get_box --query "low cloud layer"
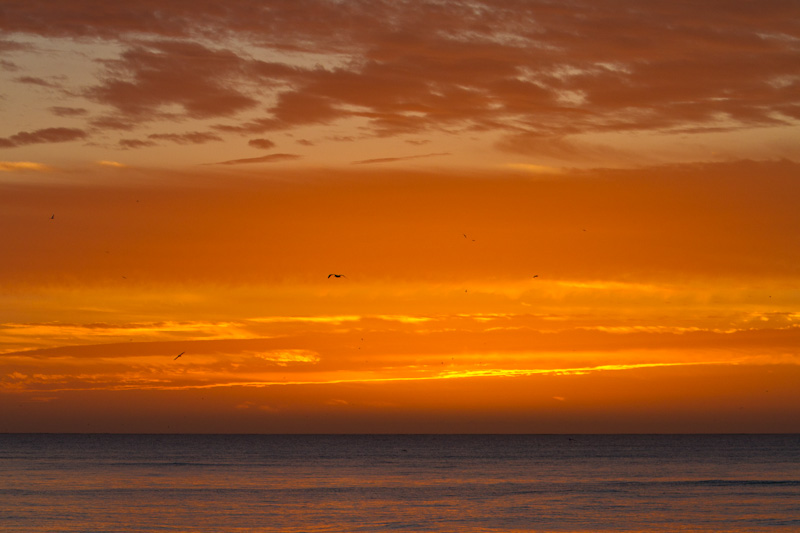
[0,127,87,148]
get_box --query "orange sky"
[1,1,799,433]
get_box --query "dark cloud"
[14,76,62,88]
[248,138,276,150]
[120,134,223,149]
[1,59,20,71]
[213,153,301,165]
[119,139,157,149]
[50,106,89,117]
[85,40,260,120]
[266,91,343,129]
[0,127,87,148]
[212,118,279,135]
[148,132,223,144]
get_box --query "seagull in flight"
[173,351,185,360]
[328,274,347,279]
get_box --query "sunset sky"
[1,1,799,433]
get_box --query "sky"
[1,0,799,433]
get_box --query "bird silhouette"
[328,274,347,279]
[173,351,185,360]
[50,214,54,219]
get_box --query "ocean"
[1,434,798,532]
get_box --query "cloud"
[495,134,638,163]
[0,128,87,148]
[212,118,278,135]
[352,152,451,165]
[0,321,248,354]
[0,39,31,52]
[96,160,126,167]
[0,59,19,71]
[0,161,50,172]
[252,349,320,365]
[248,138,276,150]
[119,131,227,149]
[248,316,361,325]
[148,132,223,144]
[49,106,89,117]
[268,91,343,128]
[85,40,260,120]
[213,153,301,165]
[14,76,62,89]
[0,2,798,166]
[4,2,795,151]
[374,315,434,324]
[119,139,157,149]
[90,116,137,131]
[504,163,565,174]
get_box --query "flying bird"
[328,274,347,279]
[50,214,54,219]
[533,275,538,278]
[173,351,185,360]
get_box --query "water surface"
[1,434,798,532]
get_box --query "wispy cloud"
[13,76,62,88]
[0,320,250,353]
[352,152,451,165]
[0,352,748,393]
[505,163,565,174]
[250,349,320,365]
[212,153,301,165]
[80,359,751,391]
[247,316,361,325]
[0,161,50,172]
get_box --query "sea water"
[0,434,798,532]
